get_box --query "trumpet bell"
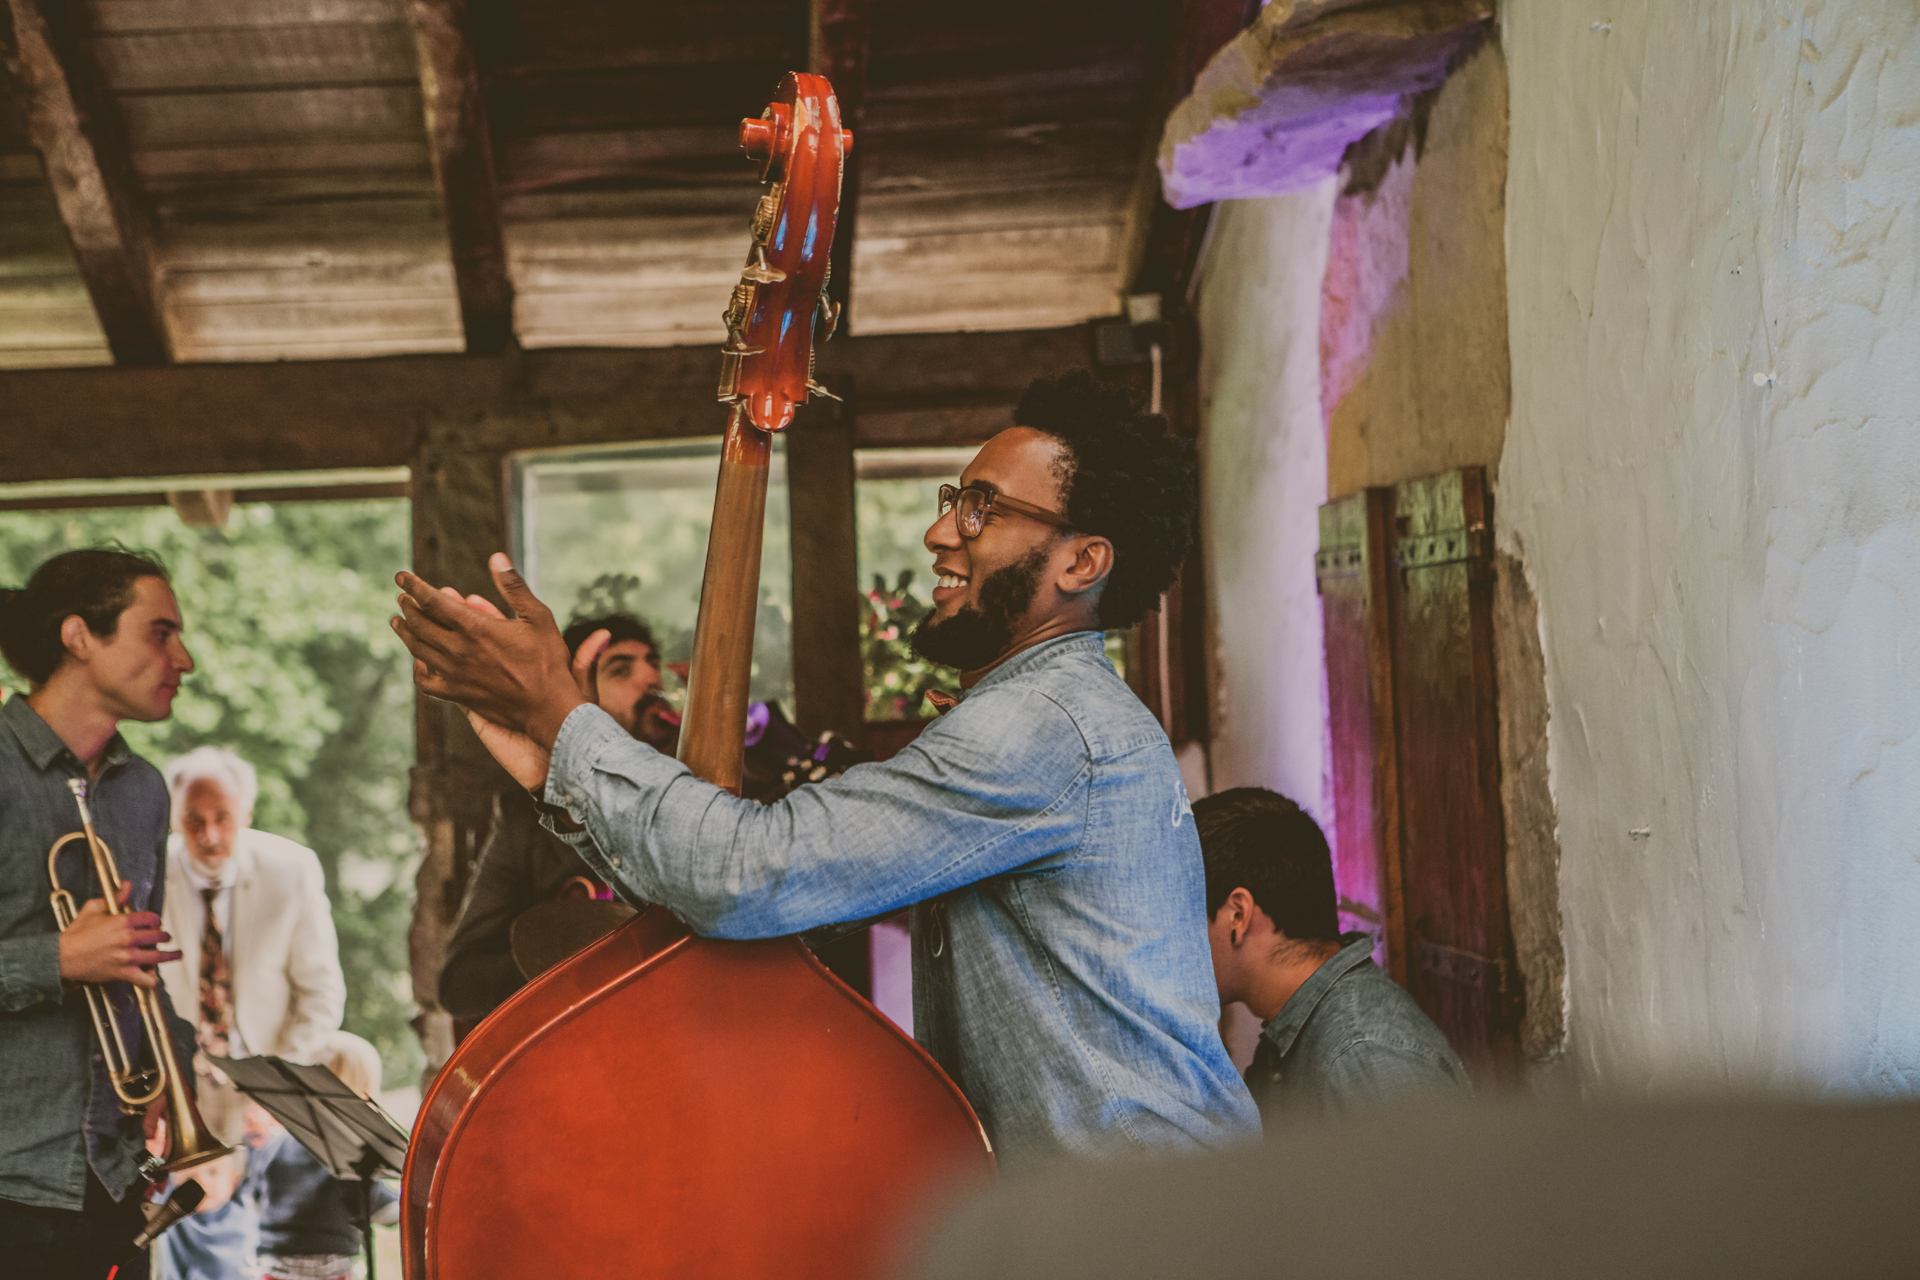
[161,1125,233,1174]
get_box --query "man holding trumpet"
[0,548,205,1280]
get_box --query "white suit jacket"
[158,827,346,1064]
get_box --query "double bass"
[400,74,997,1277]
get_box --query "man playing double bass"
[394,370,1260,1167]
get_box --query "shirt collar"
[174,830,245,891]
[180,850,238,892]
[0,692,132,774]
[1259,931,1379,1058]
[958,631,1107,703]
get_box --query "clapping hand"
[392,554,610,791]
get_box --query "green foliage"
[0,501,421,1087]
[567,572,648,624]
[862,570,947,721]
[856,475,946,722]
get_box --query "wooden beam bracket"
[408,0,515,354]
[3,0,169,365]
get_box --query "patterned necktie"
[197,887,232,1058]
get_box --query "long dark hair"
[0,547,171,687]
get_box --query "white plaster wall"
[1194,184,1338,825]
[1500,3,1920,1092]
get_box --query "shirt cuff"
[0,934,65,1013]
[543,701,632,817]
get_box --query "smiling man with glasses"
[393,369,1260,1168]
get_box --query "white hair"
[164,746,259,821]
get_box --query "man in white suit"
[158,747,345,1142]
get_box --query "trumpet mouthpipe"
[65,776,92,819]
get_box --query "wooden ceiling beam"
[2,0,169,365]
[809,0,871,333]
[1118,0,1259,307]
[407,0,514,353]
[0,324,1116,485]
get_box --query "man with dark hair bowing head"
[393,370,1259,1166]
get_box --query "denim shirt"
[1247,932,1472,1118]
[543,631,1259,1167]
[0,694,197,1210]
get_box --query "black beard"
[910,545,1049,671]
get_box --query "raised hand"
[392,555,614,791]
[58,881,182,988]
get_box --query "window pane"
[513,438,792,712]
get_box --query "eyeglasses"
[937,484,1075,539]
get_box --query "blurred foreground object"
[911,1098,1920,1279]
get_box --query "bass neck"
[676,403,773,793]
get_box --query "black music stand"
[209,1055,410,1280]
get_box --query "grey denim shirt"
[0,694,197,1210]
[543,631,1260,1168]
[1247,931,1472,1118]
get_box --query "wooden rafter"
[809,0,871,332]
[2,0,168,365]
[408,0,514,354]
[0,324,1119,485]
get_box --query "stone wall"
[1500,1,1920,1092]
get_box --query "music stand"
[210,1055,410,1280]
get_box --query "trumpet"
[48,778,231,1177]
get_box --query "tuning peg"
[806,379,843,403]
[740,117,774,160]
[724,282,755,333]
[741,246,786,285]
[750,186,784,244]
[816,297,841,342]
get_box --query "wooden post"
[406,442,516,1078]
[786,381,865,743]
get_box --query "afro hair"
[1013,369,1198,630]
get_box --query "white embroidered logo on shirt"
[1172,783,1193,826]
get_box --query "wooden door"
[1314,488,1406,981]
[1389,466,1520,1080]
[1320,467,1522,1082]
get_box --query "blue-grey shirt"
[0,694,198,1210]
[542,631,1259,1167]
[152,1194,257,1280]
[1247,932,1472,1117]
[244,1125,398,1259]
